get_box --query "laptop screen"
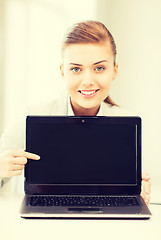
[25,116,141,191]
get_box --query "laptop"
[20,116,152,219]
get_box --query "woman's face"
[60,42,118,115]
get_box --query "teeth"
[80,90,96,95]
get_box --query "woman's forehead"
[63,43,114,64]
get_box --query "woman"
[0,20,151,204]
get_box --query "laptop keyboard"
[29,195,140,207]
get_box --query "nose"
[82,70,94,86]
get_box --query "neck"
[70,98,100,116]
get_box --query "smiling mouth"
[78,89,99,97]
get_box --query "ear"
[60,64,64,77]
[112,63,118,81]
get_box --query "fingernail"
[35,155,40,160]
[145,200,149,205]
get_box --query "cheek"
[65,76,78,92]
[98,74,113,89]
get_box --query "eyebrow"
[93,60,109,65]
[69,60,108,66]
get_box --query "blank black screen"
[27,121,137,185]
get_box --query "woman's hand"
[141,173,151,205]
[0,149,40,178]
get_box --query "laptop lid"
[25,116,141,196]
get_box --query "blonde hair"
[62,20,118,107]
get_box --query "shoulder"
[101,102,137,116]
[27,92,68,115]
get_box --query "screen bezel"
[25,116,141,195]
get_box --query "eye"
[71,67,81,73]
[95,66,105,72]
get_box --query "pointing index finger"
[24,151,40,160]
[11,150,40,160]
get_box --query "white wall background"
[0,0,161,198]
